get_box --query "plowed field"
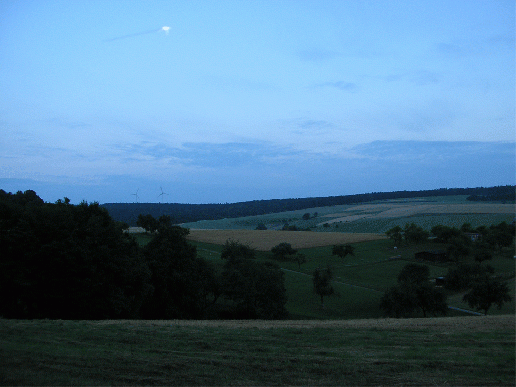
[318,202,515,225]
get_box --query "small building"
[415,250,448,262]
[463,232,482,242]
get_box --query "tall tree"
[447,236,471,262]
[385,226,403,246]
[463,278,512,315]
[271,242,297,261]
[313,266,335,307]
[221,239,256,261]
[404,223,429,244]
[380,263,447,318]
[140,223,217,319]
[0,192,151,319]
[332,244,355,259]
[136,214,159,233]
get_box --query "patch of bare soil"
[185,229,385,251]
[95,315,514,331]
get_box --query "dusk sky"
[1,0,514,204]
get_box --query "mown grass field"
[1,316,514,386]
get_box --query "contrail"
[104,26,170,42]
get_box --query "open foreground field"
[1,315,514,386]
[186,229,385,251]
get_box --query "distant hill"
[101,185,515,226]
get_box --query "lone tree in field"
[221,239,256,262]
[293,253,307,269]
[271,242,297,261]
[385,226,403,246]
[380,263,447,318]
[403,223,429,244]
[313,266,335,308]
[137,213,159,233]
[332,244,355,259]
[462,277,512,315]
[447,236,471,262]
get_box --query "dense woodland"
[0,190,287,320]
[102,185,515,226]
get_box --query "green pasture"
[186,236,515,319]
[1,318,514,386]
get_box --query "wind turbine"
[131,189,140,203]
[157,186,168,203]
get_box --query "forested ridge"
[102,185,515,226]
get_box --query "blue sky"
[1,0,514,204]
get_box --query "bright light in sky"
[0,0,514,204]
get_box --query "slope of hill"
[102,185,515,226]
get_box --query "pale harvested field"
[93,315,514,332]
[319,202,515,225]
[186,229,386,251]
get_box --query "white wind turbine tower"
[157,187,168,203]
[132,189,140,203]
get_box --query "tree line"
[102,185,515,226]
[380,221,514,316]
[0,190,287,320]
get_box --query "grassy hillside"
[1,317,514,386]
[188,235,515,320]
[181,195,515,233]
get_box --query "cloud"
[296,49,339,62]
[437,34,515,59]
[351,140,515,163]
[297,119,333,130]
[2,140,514,204]
[379,70,440,86]
[317,81,358,92]
[111,141,304,169]
[383,99,457,134]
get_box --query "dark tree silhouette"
[271,242,297,261]
[385,226,403,246]
[313,266,335,307]
[463,278,512,315]
[380,263,447,318]
[221,239,256,261]
[332,244,355,259]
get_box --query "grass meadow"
[1,317,514,386]
[191,237,515,320]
